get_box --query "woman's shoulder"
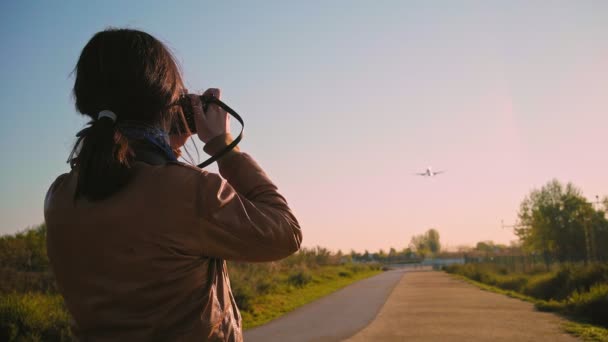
[137,160,223,189]
[44,172,72,213]
[165,160,207,173]
[154,160,216,180]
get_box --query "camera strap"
[197,97,244,169]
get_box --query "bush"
[524,264,608,301]
[231,284,254,311]
[565,283,608,326]
[0,225,49,272]
[523,272,561,300]
[446,262,608,328]
[346,264,365,274]
[0,293,72,342]
[255,279,276,295]
[0,268,57,294]
[338,271,351,278]
[287,268,313,288]
[493,274,528,292]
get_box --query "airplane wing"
[433,170,446,175]
[414,173,427,176]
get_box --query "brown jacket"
[44,134,303,341]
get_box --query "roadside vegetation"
[445,263,608,341]
[0,224,383,341]
[445,179,608,341]
[444,263,607,325]
[232,262,382,328]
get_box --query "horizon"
[1,1,607,252]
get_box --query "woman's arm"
[185,88,302,261]
[193,133,302,262]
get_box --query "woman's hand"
[188,88,230,144]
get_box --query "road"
[243,268,405,342]
[244,269,578,341]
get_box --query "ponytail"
[68,114,133,201]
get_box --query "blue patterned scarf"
[117,122,178,162]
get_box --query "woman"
[44,28,302,341]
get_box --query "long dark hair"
[68,28,188,201]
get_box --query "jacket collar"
[132,143,173,166]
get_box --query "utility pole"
[588,195,601,263]
[583,216,593,264]
[501,220,534,271]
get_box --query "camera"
[172,93,215,134]
[169,93,245,168]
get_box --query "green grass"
[563,322,608,342]
[241,265,383,329]
[445,264,608,342]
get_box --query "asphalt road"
[244,269,579,342]
[243,268,406,342]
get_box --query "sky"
[1,1,607,252]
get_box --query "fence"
[464,254,561,272]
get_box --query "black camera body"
[174,94,214,134]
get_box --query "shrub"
[523,272,560,300]
[446,262,608,328]
[255,278,276,295]
[231,284,254,311]
[523,264,608,301]
[565,283,608,326]
[0,293,72,342]
[493,274,528,292]
[346,264,365,274]
[0,224,49,272]
[287,269,313,288]
[0,268,57,294]
[338,271,351,278]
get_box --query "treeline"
[514,179,608,264]
[347,228,447,263]
[0,225,55,294]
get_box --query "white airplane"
[415,167,445,177]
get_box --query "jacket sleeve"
[192,133,303,262]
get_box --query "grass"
[241,264,383,329]
[564,322,608,342]
[445,264,608,342]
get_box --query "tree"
[426,229,441,254]
[475,241,495,253]
[409,228,442,258]
[388,248,397,262]
[516,179,608,263]
[401,247,414,259]
[410,234,429,257]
